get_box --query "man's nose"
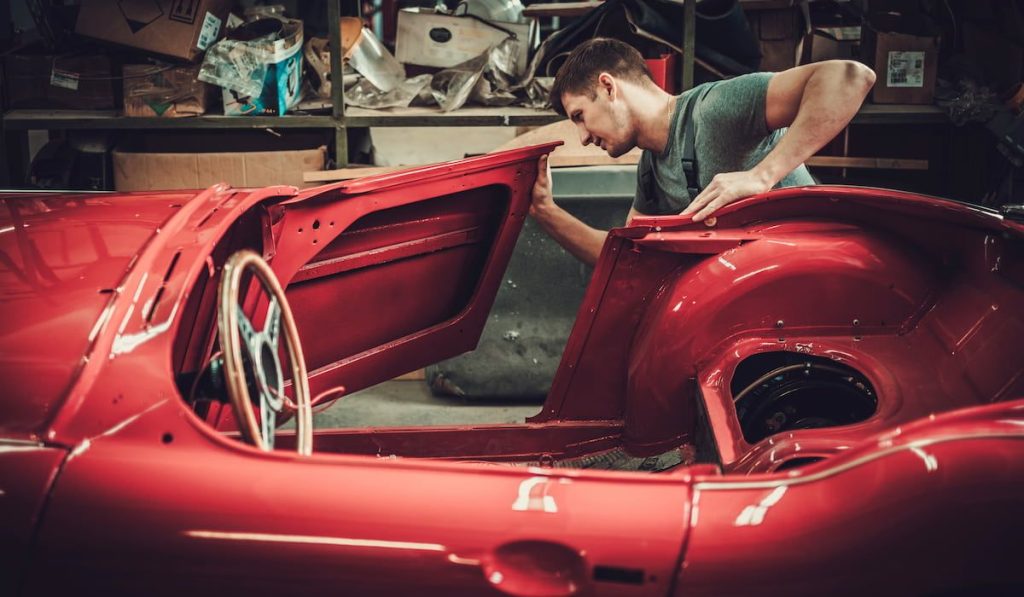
[578,125,592,146]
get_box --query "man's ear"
[597,72,617,99]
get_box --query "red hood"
[0,191,195,439]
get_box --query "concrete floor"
[299,380,542,429]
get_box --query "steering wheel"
[217,250,313,455]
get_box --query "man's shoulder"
[694,73,776,139]
[704,72,774,101]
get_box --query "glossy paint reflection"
[184,530,447,552]
[0,193,186,436]
[733,486,787,526]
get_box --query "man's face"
[561,80,635,158]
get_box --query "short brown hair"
[548,38,655,116]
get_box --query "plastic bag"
[344,35,546,112]
[936,78,1000,126]
[431,37,524,112]
[198,16,302,99]
[199,37,272,97]
[346,74,432,109]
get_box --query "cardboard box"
[370,126,517,166]
[3,51,117,110]
[123,64,210,117]
[862,13,940,104]
[746,7,802,72]
[112,146,327,191]
[76,0,232,62]
[221,19,304,116]
[396,9,531,75]
[800,26,861,64]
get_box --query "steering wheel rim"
[217,249,313,455]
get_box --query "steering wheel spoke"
[237,310,259,354]
[264,296,282,351]
[259,396,277,450]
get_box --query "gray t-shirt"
[633,72,815,215]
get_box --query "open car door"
[271,142,560,405]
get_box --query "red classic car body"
[2,142,1023,596]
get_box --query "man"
[530,38,876,266]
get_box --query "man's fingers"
[684,189,719,217]
[681,195,706,215]
[693,197,726,222]
[540,155,554,187]
[534,155,551,194]
[682,188,709,214]
[683,178,722,214]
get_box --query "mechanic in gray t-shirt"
[635,74,815,216]
[530,38,875,267]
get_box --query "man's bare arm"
[529,154,607,267]
[683,60,876,222]
[529,155,643,267]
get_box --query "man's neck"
[633,86,678,154]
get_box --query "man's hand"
[530,154,555,218]
[681,169,773,222]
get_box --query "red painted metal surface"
[0,443,66,596]
[678,403,1024,595]
[0,191,190,438]
[2,156,1024,595]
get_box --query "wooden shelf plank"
[3,103,947,131]
[852,104,946,124]
[2,110,340,130]
[342,106,562,127]
[522,1,604,18]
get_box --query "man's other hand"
[530,154,555,218]
[681,169,773,222]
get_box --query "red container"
[645,52,679,93]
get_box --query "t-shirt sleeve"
[698,72,774,142]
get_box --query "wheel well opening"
[731,352,877,444]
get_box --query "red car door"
[272,143,563,407]
[27,414,693,595]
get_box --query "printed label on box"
[50,68,80,91]
[197,12,222,51]
[170,0,200,25]
[887,51,925,88]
